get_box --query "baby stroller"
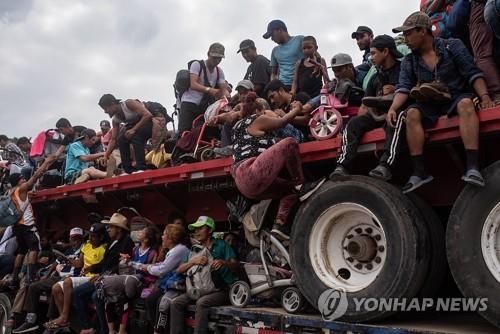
[228,200,307,314]
[309,79,364,140]
[172,98,230,164]
[30,129,65,189]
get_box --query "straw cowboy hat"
[101,212,130,231]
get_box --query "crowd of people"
[1,2,500,332]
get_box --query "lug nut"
[355,264,363,270]
[347,234,354,239]
[347,257,354,263]
[375,257,382,263]
[355,228,363,234]
[365,228,373,234]
[378,246,385,252]
[374,235,381,241]
[366,263,373,270]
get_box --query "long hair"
[241,92,262,118]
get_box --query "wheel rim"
[311,110,340,138]
[230,282,250,307]
[481,201,500,284]
[309,203,387,292]
[282,289,301,312]
[0,302,7,334]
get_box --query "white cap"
[69,227,84,238]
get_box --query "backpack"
[174,60,220,101]
[185,244,218,299]
[0,195,22,227]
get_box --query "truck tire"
[0,293,12,334]
[406,193,447,298]
[447,161,500,329]
[290,176,430,322]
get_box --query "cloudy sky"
[0,0,418,138]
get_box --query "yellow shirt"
[81,241,107,277]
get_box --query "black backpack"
[174,60,220,99]
[143,101,173,123]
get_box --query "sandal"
[402,175,434,194]
[369,164,392,181]
[44,321,69,330]
[462,168,485,187]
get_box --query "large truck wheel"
[447,161,500,329]
[0,293,12,334]
[290,176,430,322]
[406,193,447,298]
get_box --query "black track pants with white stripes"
[337,112,406,169]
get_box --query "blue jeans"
[485,0,500,39]
[72,281,106,332]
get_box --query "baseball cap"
[236,80,255,91]
[331,53,353,67]
[98,94,120,108]
[263,20,287,39]
[237,39,256,53]
[100,120,111,128]
[9,173,24,187]
[393,11,431,33]
[208,43,225,58]
[70,227,84,238]
[371,35,404,59]
[89,223,106,235]
[351,26,374,39]
[188,216,216,231]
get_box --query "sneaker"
[329,165,349,179]
[271,223,290,241]
[362,93,395,110]
[74,174,90,184]
[419,81,451,102]
[13,322,39,333]
[298,177,326,202]
[132,170,145,174]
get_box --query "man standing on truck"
[98,94,153,175]
[177,43,231,135]
[8,154,57,288]
[331,35,405,179]
[264,20,304,90]
[388,12,496,192]
[238,39,271,97]
[169,216,239,334]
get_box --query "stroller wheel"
[281,287,305,314]
[199,148,216,161]
[229,281,251,308]
[309,108,343,140]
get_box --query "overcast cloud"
[0,0,418,138]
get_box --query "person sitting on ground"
[64,128,106,184]
[263,20,304,90]
[8,155,57,288]
[177,43,231,135]
[169,216,239,334]
[331,35,406,179]
[389,11,495,192]
[98,94,154,175]
[291,36,329,99]
[45,224,106,331]
[230,92,325,240]
[238,39,272,98]
[72,213,134,334]
[102,225,159,334]
[143,224,189,334]
[12,228,84,334]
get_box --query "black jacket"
[89,234,134,275]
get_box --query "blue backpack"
[0,195,22,227]
[447,0,471,39]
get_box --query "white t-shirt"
[181,60,226,105]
